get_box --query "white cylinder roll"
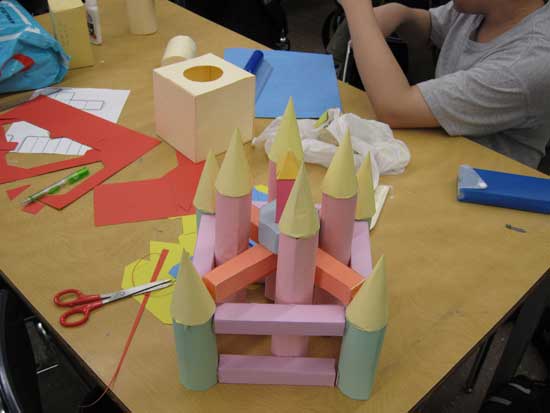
[126,0,157,35]
[161,35,197,66]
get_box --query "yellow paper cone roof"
[345,256,388,332]
[215,129,253,197]
[355,153,376,221]
[276,150,300,180]
[171,251,216,326]
[193,150,219,213]
[268,97,304,163]
[279,163,320,238]
[321,130,358,199]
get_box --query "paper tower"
[153,53,254,162]
[171,104,387,398]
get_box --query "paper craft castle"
[170,98,388,400]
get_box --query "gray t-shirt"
[417,2,550,168]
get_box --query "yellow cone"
[215,129,253,197]
[321,130,358,199]
[355,153,376,221]
[345,256,388,332]
[268,97,304,163]
[170,251,216,326]
[279,163,320,238]
[193,150,219,213]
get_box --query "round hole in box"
[183,65,223,82]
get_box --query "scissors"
[54,279,173,327]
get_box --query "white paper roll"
[126,0,157,35]
[161,35,197,66]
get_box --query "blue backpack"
[0,0,69,93]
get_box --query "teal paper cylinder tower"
[337,256,388,400]
[171,251,218,391]
[173,318,218,390]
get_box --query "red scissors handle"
[54,289,102,307]
[59,301,104,327]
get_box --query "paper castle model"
[170,97,388,400]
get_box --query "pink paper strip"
[218,354,336,386]
[319,193,357,264]
[214,303,345,336]
[350,221,373,278]
[215,192,251,303]
[268,160,276,201]
[275,179,293,223]
[192,213,216,276]
[272,233,318,356]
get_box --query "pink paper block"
[192,214,216,276]
[264,272,275,301]
[350,220,373,278]
[214,192,251,265]
[214,303,345,336]
[268,161,277,201]
[275,179,294,223]
[218,354,336,386]
[319,193,357,264]
[273,233,318,356]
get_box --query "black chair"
[0,289,42,412]
[538,143,550,175]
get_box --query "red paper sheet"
[6,184,30,200]
[0,97,160,210]
[93,152,204,226]
[22,202,45,215]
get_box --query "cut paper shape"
[6,88,131,156]
[122,215,197,324]
[218,354,336,386]
[356,153,376,221]
[214,193,251,266]
[214,303,345,336]
[153,53,254,162]
[6,184,30,200]
[204,244,277,303]
[276,151,300,180]
[321,130,358,199]
[371,184,390,231]
[259,201,280,254]
[252,187,268,202]
[215,130,253,198]
[250,204,260,242]
[22,202,45,215]
[93,152,204,226]
[319,192,357,264]
[193,150,219,214]
[346,256,388,332]
[0,97,160,211]
[278,164,319,239]
[171,252,216,326]
[224,48,342,118]
[268,97,304,163]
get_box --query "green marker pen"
[21,167,90,206]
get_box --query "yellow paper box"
[153,53,255,162]
[48,0,94,69]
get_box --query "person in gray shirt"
[338,0,550,169]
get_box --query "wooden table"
[1,1,549,411]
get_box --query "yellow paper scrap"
[279,164,320,239]
[346,256,388,332]
[355,153,376,221]
[268,97,304,163]
[121,255,175,324]
[255,184,268,194]
[276,150,300,180]
[215,129,253,197]
[314,110,329,128]
[170,252,216,326]
[321,130,358,199]
[193,150,219,214]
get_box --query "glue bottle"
[85,0,102,45]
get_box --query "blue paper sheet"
[224,48,342,119]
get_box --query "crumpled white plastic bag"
[253,109,411,188]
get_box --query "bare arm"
[341,0,439,128]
